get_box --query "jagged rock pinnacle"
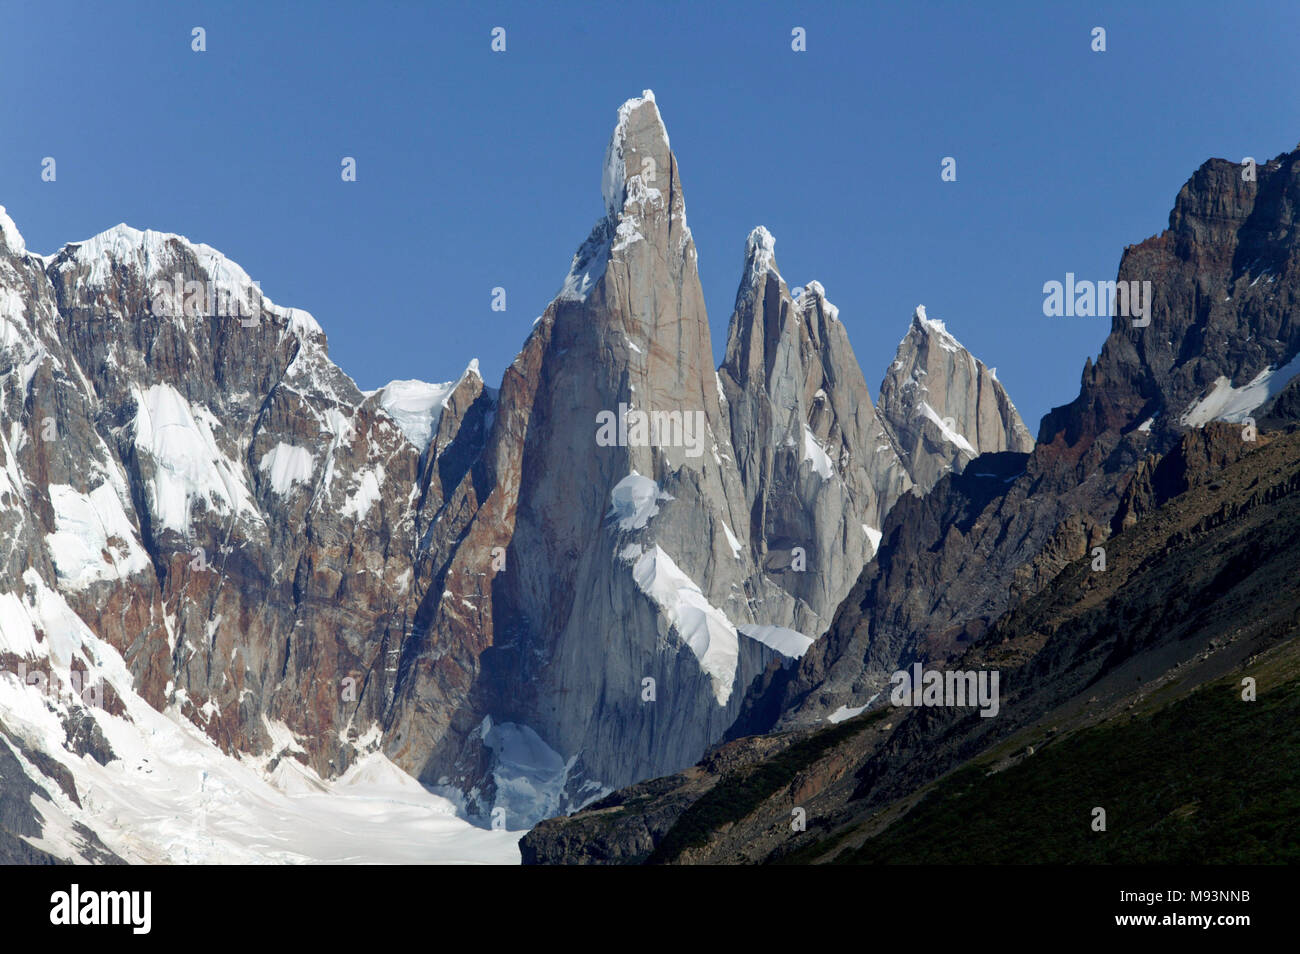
[602,90,672,220]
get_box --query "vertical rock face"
[719,228,910,633]
[876,307,1034,493]
[716,233,1025,638]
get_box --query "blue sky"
[4,0,1299,428]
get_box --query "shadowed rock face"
[1040,151,1300,458]
[0,93,1036,833]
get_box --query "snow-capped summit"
[561,90,691,303]
[58,222,251,290]
[799,280,839,321]
[745,225,777,272]
[734,226,781,311]
[907,304,963,353]
[602,89,669,219]
[52,222,323,336]
[0,199,524,862]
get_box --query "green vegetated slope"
[836,668,1300,864]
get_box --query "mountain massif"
[0,91,1037,860]
[3,93,1296,865]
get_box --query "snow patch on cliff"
[738,624,813,659]
[375,378,457,451]
[803,426,835,479]
[0,205,26,255]
[631,545,738,705]
[1180,352,1300,426]
[558,220,612,303]
[132,383,259,533]
[342,466,384,521]
[721,520,743,559]
[483,719,574,831]
[45,483,151,590]
[609,471,672,530]
[258,443,316,495]
[919,401,976,455]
